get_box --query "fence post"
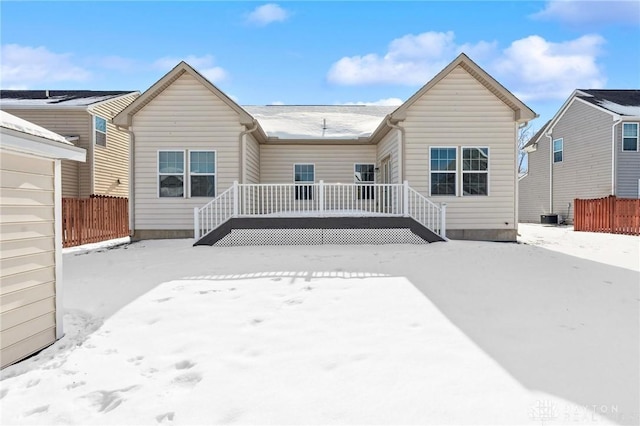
[233,181,239,217]
[194,207,200,239]
[319,180,325,216]
[440,202,447,239]
[403,180,409,216]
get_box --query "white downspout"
[385,118,405,182]
[239,120,259,184]
[116,125,135,235]
[546,131,553,213]
[54,159,64,340]
[611,117,622,195]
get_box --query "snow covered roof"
[0,110,71,144]
[0,90,137,107]
[577,90,640,117]
[243,105,397,139]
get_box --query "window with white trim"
[430,147,457,196]
[190,151,216,197]
[158,151,185,197]
[553,138,563,163]
[623,123,639,151]
[354,163,375,199]
[462,147,489,196]
[294,164,314,200]
[94,116,107,147]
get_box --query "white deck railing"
[194,181,446,241]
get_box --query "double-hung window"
[553,138,563,163]
[430,147,457,196]
[462,147,489,196]
[294,164,314,200]
[623,123,639,151]
[158,150,216,198]
[354,163,375,199]
[94,116,107,147]
[158,151,185,197]
[190,151,216,197]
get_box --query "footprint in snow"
[156,412,175,423]
[82,385,139,413]
[284,298,303,306]
[155,297,172,303]
[128,356,144,366]
[66,381,86,390]
[175,360,195,370]
[26,379,40,388]
[24,405,49,416]
[172,372,202,386]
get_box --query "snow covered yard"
[1,227,638,425]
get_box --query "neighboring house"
[0,111,86,368]
[113,53,536,243]
[0,90,139,198]
[519,90,640,223]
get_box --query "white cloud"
[1,44,91,88]
[246,4,289,26]
[270,101,285,105]
[532,0,640,25]
[153,54,227,83]
[494,34,606,101]
[327,31,495,85]
[338,98,404,106]
[327,31,607,102]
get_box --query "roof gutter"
[385,118,405,181]
[239,120,259,183]
[116,125,136,235]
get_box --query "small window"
[430,147,457,196]
[190,151,216,197]
[94,116,107,147]
[355,163,375,199]
[158,151,184,197]
[462,147,489,196]
[553,138,563,163]
[294,164,314,200]
[623,123,639,151]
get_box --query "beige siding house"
[114,54,536,242]
[520,90,640,223]
[1,91,139,198]
[0,111,85,369]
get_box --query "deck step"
[194,217,444,246]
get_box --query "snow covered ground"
[1,227,638,425]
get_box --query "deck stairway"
[193,181,447,246]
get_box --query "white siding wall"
[0,151,57,368]
[132,73,243,230]
[403,66,518,230]
[376,129,399,183]
[260,144,377,183]
[0,109,90,197]
[551,100,612,222]
[92,93,139,197]
[245,133,260,184]
[615,122,640,198]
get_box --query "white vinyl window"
[553,138,563,163]
[430,147,457,196]
[94,116,107,147]
[158,151,185,197]
[623,123,639,151]
[294,164,314,200]
[462,147,489,196]
[354,163,375,199]
[190,151,216,197]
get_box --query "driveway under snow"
[1,225,638,425]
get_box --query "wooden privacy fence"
[574,196,640,235]
[62,195,129,247]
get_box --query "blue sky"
[1,1,639,129]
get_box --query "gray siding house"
[519,90,640,223]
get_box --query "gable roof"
[0,90,138,108]
[113,61,255,127]
[523,120,551,151]
[576,89,640,117]
[389,53,537,123]
[244,105,396,139]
